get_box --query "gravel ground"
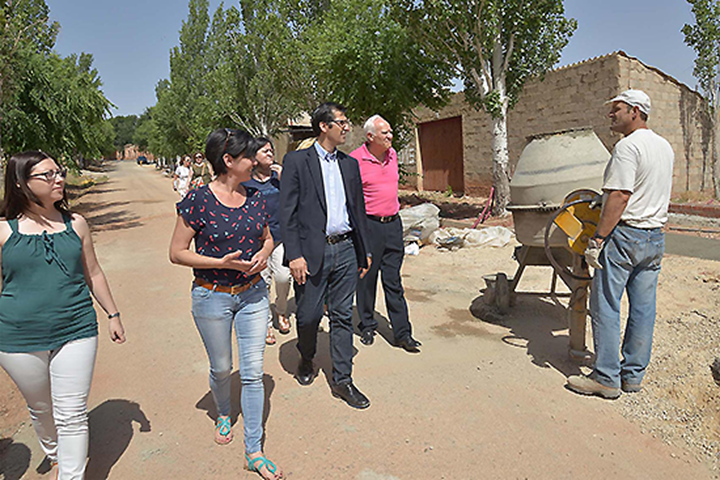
[611,258,720,475]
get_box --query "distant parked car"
[136,156,150,165]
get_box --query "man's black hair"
[311,102,347,137]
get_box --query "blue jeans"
[590,224,664,388]
[191,279,269,454]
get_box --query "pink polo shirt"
[350,143,400,217]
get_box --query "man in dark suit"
[280,102,372,409]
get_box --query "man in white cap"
[566,89,674,399]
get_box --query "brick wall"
[410,52,711,197]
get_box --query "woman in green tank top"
[0,151,126,480]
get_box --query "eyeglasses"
[223,128,234,154]
[328,119,351,129]
[28,168,67,182]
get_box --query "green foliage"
[396,0,575,213]
[108,115,139,151]
[683,0,720,109]
[144,0,453,155]
[132,110,153,151]
[0,1,113,165]
[396,0,576,116]
[300,0,453,146]
[205,1,304,136]
[683,0,720,198]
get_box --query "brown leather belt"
[326,232,352,244]
[368,213,399,224]
[194,275,260,295]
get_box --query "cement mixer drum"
[507,128,610,247]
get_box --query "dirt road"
[0,161,715,479]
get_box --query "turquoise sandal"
[214,416,233,445]
[246,453,280,479]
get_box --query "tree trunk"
[491,112,511,216]
[714,106,720,200]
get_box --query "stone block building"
[408,51,712,198]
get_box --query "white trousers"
[0,336,98,480]
[260,242,292,326]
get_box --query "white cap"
[605,89,651,116]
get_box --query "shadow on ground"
[73,182,143,232]
[277,332,359,388]
[467,293,583,377]
[0,438,31,480]
[0,400,149,480]
[86,399,151,480]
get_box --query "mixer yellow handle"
[552,190,602,255]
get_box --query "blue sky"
[48,0,698,117]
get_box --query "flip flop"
[277,314,291,334]
[266,328,277,345]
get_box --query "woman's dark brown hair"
[1,150,70,219]
[205,128,253,176]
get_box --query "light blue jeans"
[191,279,268,454]
[590,224,665,388]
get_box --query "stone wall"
[122,144,155,161]
[411,52,711,197]
[615,54,713,193]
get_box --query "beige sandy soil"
[1,161,718,479]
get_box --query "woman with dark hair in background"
[0,151,126,479]
[243,138,292,345]
[169,129,283,480]
[190,151,213,191]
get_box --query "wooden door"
[418,116,464,193]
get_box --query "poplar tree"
[683,0,720,198]
[397,0,576,214]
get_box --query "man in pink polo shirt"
[350,115,421,353]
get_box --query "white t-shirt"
[602,129,674,229]
[175,165,192,188]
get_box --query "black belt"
[368,213,399,224]
[326,232,352,244]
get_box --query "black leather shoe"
[295,358,316,386]
[331,382,370,409]
[396,336,422,353]
[360,330,375,346]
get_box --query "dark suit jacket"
[280,146,370,277]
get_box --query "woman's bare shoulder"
[0,218,12,245]
[70,213,90,235]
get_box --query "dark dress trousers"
[356,215,412,341]
[280,146,370,385]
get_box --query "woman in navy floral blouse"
[169,128,283,480]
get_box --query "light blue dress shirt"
[314,142,352,236]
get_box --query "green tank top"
[0,213,97,353]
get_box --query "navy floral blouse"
[176,185,269,286]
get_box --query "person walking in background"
[169,129,283,480]
[280,102,372,409]
[242,138,292,346]
[567,90,674,399]
[0,151,126,480]
[190,151,213,191]
[351,115,421,353]
[173,155,192,197]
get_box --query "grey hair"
[363,114,386,135]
